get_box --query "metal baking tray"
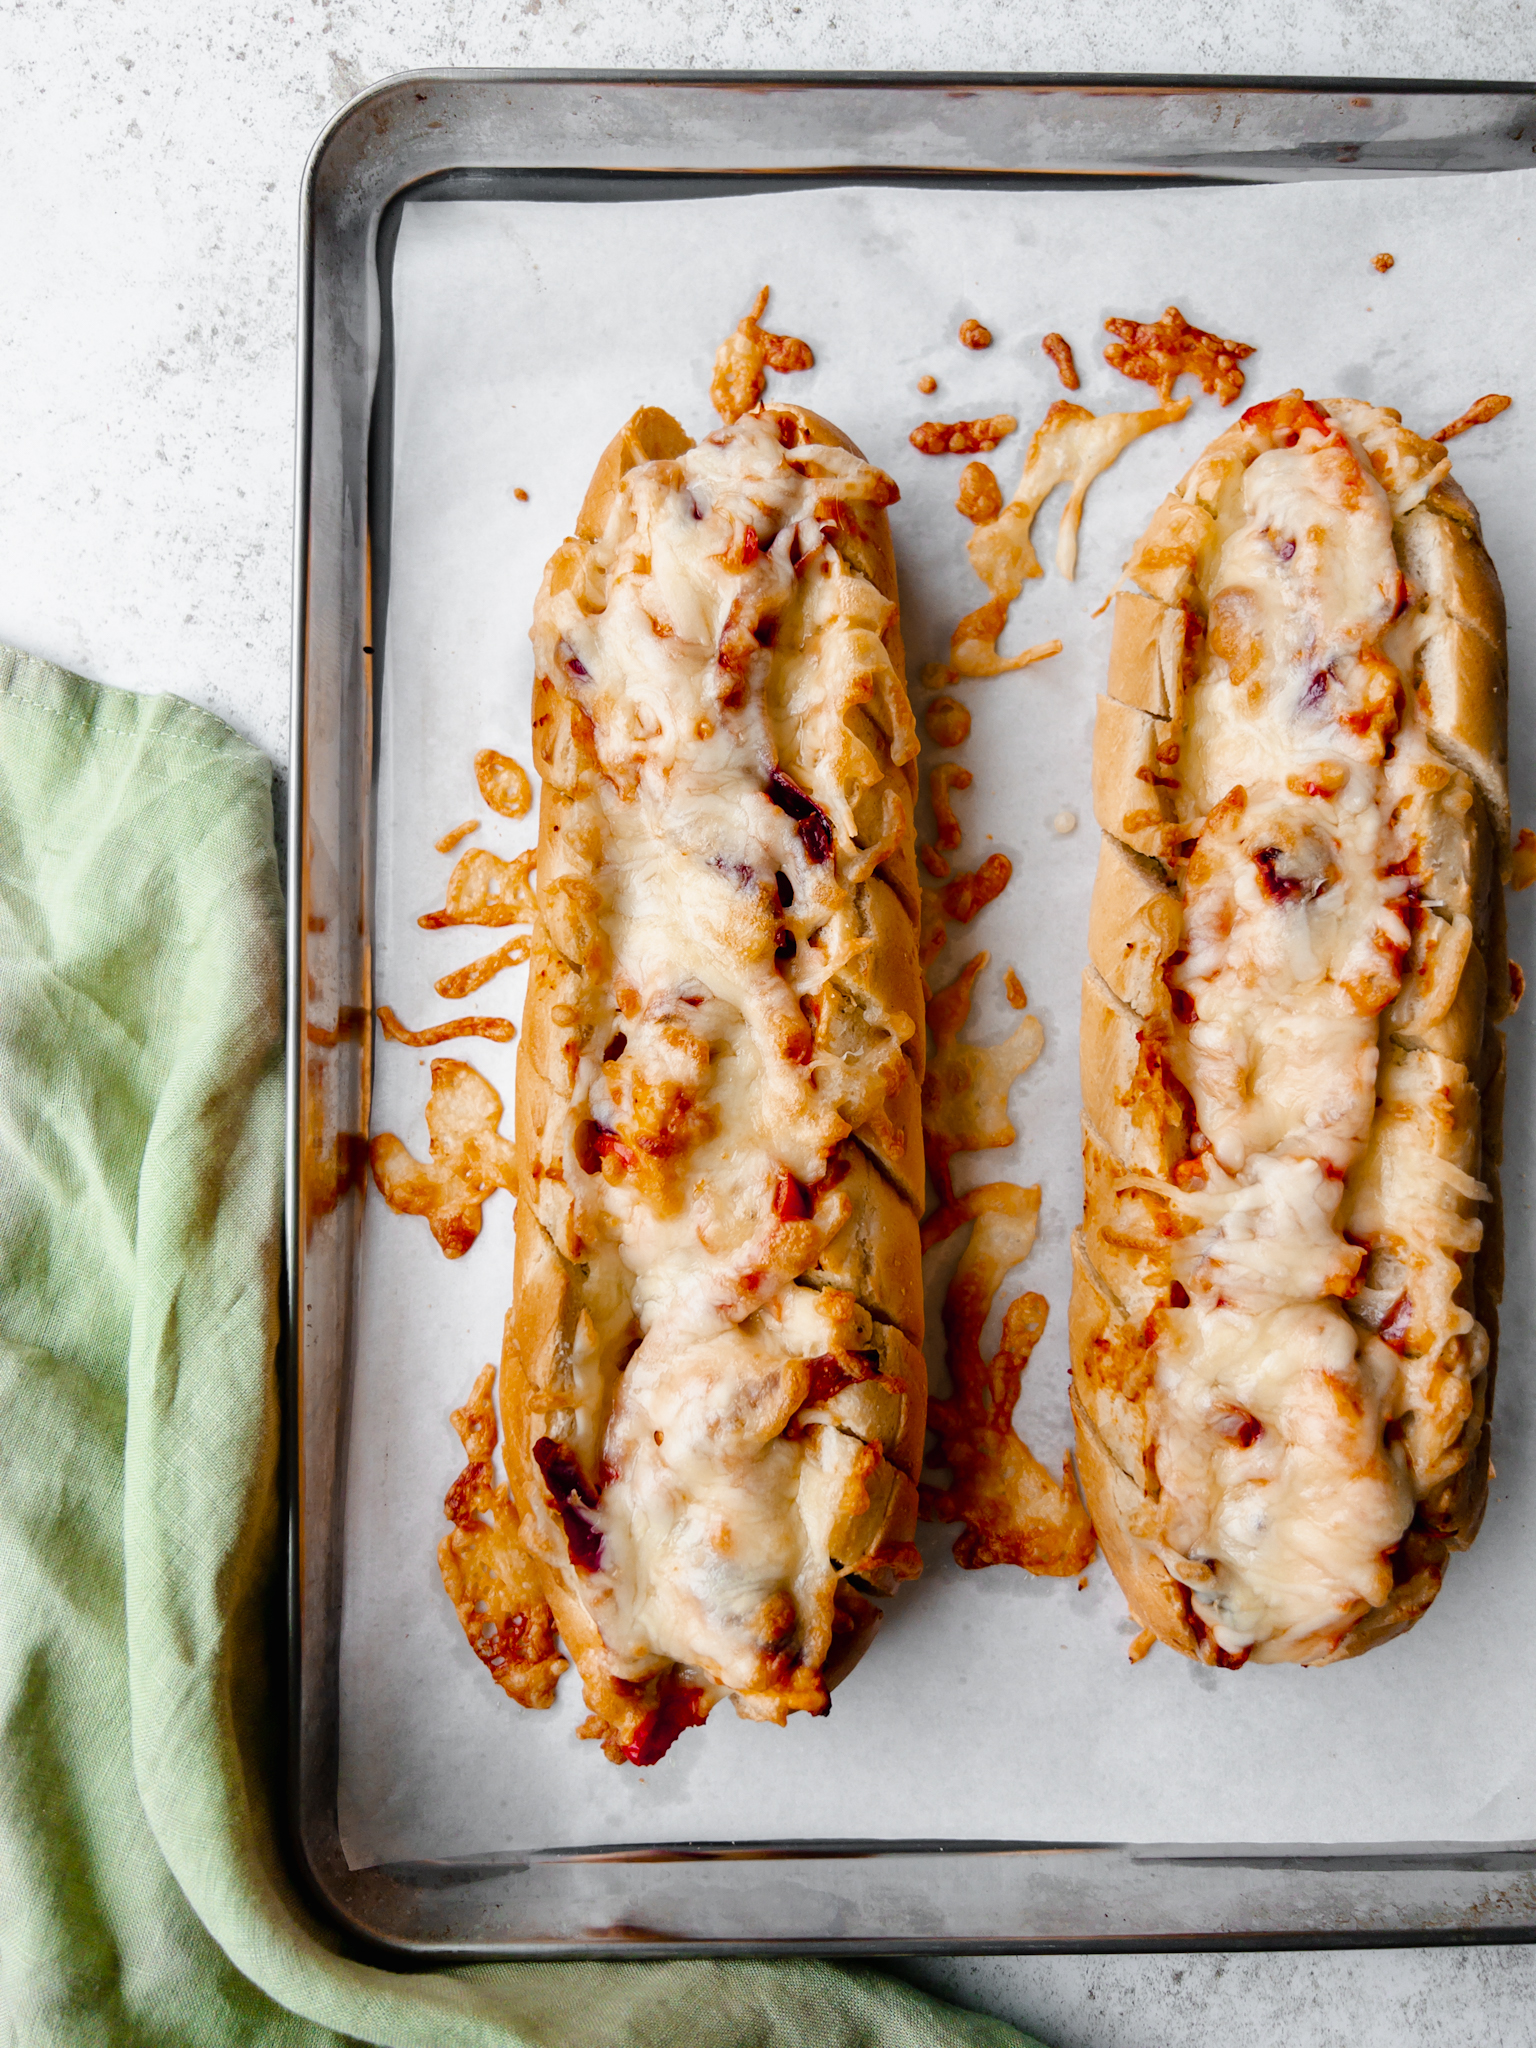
[285,70,1536,1959]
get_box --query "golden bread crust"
[808,1143,926,1343]
[1078,968,1188,1178]
[1071,1383,1199,1656]
[1091,693,1181,863]
[1107,590,1197,724]
[1087,833,1181,1017]
[574,406,694,543]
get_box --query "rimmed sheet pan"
[288,70,1536,1958]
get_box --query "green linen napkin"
[0,646,1041,2048]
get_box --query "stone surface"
[894,1945,1536,2047]
[3,3,1533,2041]
[1,0,1531,770]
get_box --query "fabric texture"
[0,645,1042,2048]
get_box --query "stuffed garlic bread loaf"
[1073,390,1508,1667]
[511,403,927,1763]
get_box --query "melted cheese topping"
[527,412,918,1708]
[1150,412,1486,1659]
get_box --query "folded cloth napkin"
[0,646,1040,2048]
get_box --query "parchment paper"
[338,172,1536,1867]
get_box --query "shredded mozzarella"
[525,412,917,1704]
[1148,410,1486,1657]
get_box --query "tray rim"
[286,65,1536,1963]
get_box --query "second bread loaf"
[1073,390,1507,1667]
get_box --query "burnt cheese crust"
[1073,391,1508,1667]
[509,403,927,1762]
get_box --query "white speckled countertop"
[4,4,1531,2041]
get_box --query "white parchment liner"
[338,175,1536,1867]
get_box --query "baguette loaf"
[510,403,926,1761]
[1073,391,1508,1666]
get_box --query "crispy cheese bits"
[1041,332,1079,390]
[439,1363,568,1708]
[710,286,815,423]
[419,848,537,929]
[1432,394,1512,444]
[921,951,1043,1204]
[933,397,1185,688]
[475,748,533,818]
[1103,304,1255,406]
[921,1183,1095,1575]
[910,415,1018,457]
[369,1058,517,1257]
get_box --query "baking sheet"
[338,172,1536,1868]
